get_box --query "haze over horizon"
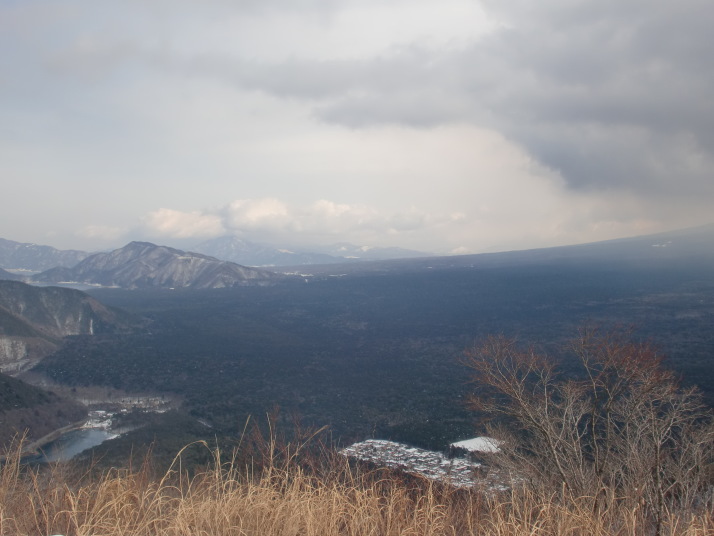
[3,1,713,255]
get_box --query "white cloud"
[142,198,394,245]
[143,208,225,239]
[2,1,712,253]
[224,198,291,229]
[137,170,671,254]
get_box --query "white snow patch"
[450,437,502,453]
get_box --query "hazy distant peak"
[0,237,90,272]
[192,236,432,266]
[316,242,432,260]
[192,236,340,267]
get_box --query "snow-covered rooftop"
[450,437,502,453]
[341,439,481,488]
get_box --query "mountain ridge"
[3,223,713,278]
[0,237,89,272]
[284,223,714,276]
[32,241,282,289]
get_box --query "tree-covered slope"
[0,372,87,448]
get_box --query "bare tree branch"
[464,329,714,535]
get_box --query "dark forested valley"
[30,243,714,461]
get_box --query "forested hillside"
[0,372,86,447]
[33,249,714,456]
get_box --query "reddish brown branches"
[464,329,714,535]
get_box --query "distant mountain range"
[0,280,133,373]
[31,241,281,289]
[192,236,341,266]
[289,223,714,276]
[0,236,431,274]
[2,224,713,285]
[0,238,90,272]
[192,236,431,266]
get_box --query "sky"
[2,0,713,255]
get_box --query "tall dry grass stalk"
[1,436,711,536]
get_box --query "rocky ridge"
[0,280,132,373]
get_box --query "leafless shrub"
[464,328,714,535]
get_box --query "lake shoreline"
[1,419,88,463]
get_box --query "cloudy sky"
[2,0,712,255]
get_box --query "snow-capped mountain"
[32,241,281,289]
[192,236,341,266]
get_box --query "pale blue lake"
[37,428,116,462]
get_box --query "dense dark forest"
[32,252,714,457]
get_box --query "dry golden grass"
[1,436,711,536]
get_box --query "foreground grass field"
[1,435,712,536]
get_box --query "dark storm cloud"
[171,46,468,126]
[173,0,713,198]
[17,0,714,200]
[467,0,714,195]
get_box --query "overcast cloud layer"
[2,0,712,254]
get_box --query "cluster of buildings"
[340,436,504,489]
